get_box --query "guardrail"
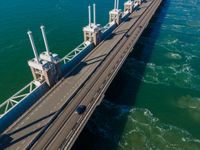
[101,22,115,33]
[60,42,91,64]
[0,81,39,118]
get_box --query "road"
[0,0,161,149]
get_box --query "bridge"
[0,0,162,149]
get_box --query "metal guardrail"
[60,42,91,64]
[0,81,39,118]
[101,22,115,33]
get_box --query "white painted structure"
[109,0,122,25]
[124,0,134,13]
[134,0,142,7]
[27,31,50,86]
[0,81,39,118]
[28,28,61,87]
[83,4,101,46]
[39,26,62,83]
[40,26,60,63]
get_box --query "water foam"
[165,52,182,60]
[87,100,200,150]
[142,61,200,91]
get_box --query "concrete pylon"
[27,28,61,87]
[109,0,122,25]
[124,0,134,13]
[83,4,101,46]
[39,25,62,85]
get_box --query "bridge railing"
[101,22,114,33]
[0,81,40,118]
[60,42,92,64]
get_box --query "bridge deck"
[0,0,161,149]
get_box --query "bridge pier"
[39,25,62,84]
[109,0,122,25]
[124,0,134,13]
[134,0,142,7]
[83,4,101,46]
[27,28,61,87]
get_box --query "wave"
[177,95,200,123]
[165,52,182,60]
[142,62,200,91]
[87,100,200,150]
[167,39,179,45]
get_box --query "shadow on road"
[0,112,56,149]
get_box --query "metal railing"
[0,81,39,118]
[101,22,115,33]
[60,42,91,64]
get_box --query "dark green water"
[0,0,200,149]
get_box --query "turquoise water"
[0,0,200,149]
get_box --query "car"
[76,105,86,115]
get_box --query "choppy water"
[0,0,200,149]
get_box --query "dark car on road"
[76,105,86,115]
